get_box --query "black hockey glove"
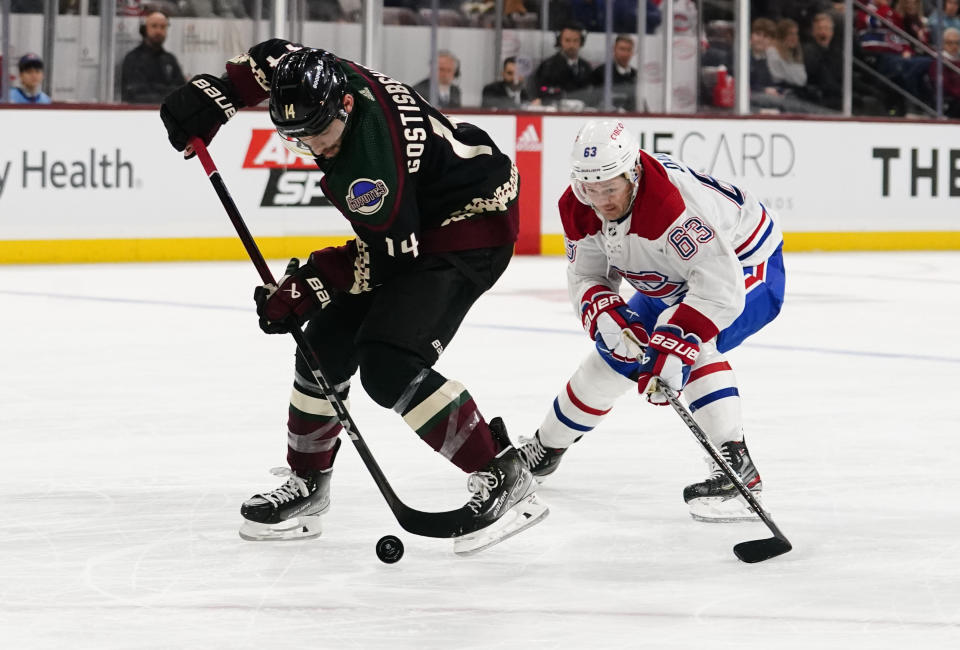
[254,258,334,334]
[160,74,240,158]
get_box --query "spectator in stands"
[749,17,783,110]
[856,0,902,57]
[413,50,462,109]
[767,18,808,91]
[10,53,52,104]
[898,0,931,51]
[120,9,186,104]
[856,0,932,109]
[589,34,637,112]
[804,12,843,110]
[482,56,534,109]
[929,26,960,115]
[928,0,960,45]
[532,21,594,107]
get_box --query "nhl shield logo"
[346,178,390,215]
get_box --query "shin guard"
[286,369,348,472]
[683,342,743,446]
[538,350,635,448]
[400,375,500,473]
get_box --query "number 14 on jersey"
[385,233,420,258]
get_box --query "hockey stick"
[189,138,484,539]
[658,382,792,563]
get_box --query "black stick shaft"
[192,141,275,284]
[660,383,791,548]
[188,138,477,539]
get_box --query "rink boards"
[0,107,958,263]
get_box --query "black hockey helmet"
[268,48,349,154]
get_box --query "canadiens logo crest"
[614,268,685,299]
[346,178,389,215]
[565,238,577,261]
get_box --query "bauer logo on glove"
[637,325,701,405]
[254,258,332,334]
[190,76,237,119]
[648,330,699,364]
[580,286,649,364]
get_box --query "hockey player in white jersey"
[517,119,785,521]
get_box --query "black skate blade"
[733,536,792,563]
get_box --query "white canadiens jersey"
[562,150,783,342]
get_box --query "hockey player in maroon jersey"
[517,119,786,522]
[158,41,547,553]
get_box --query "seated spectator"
[748,16,826,113]
[412,50,462,109]
[749,17,783,110]
[482,56,534,109]
[856,0,932,108]
[898,0,931,52]
[120,9,187,104]
[10,53,52,104]
[928,0,960,45]
[857,0,907,58]
[589,34,637,112]
[767,18,807,91]
[531,21,594,107]
[804,12,843,109]
[928,26,960,115]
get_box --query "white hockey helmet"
[569,119,641,206]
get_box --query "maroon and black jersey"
[224,39,520,291]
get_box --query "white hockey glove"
[580,287,649,363]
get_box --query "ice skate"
[454,418,549,555]
[239,467,332,541]
[517,430,570,482]
[684,439,763,522]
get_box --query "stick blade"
[733,536,792,563]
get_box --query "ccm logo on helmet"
[610,121,625,140]
[192,77,237,119]
[650,332,699,363]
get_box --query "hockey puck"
[376,535,404,563]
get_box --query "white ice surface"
[1,253,958,649]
